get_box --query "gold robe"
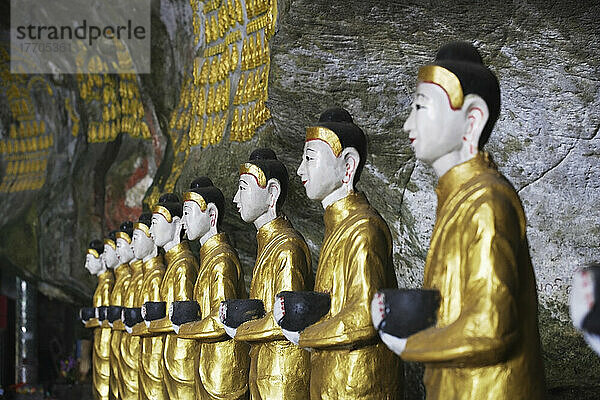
[178,233,250,400]
[109,263,132,400]
[133,255,169,400]
[402,152,546,399]
[298,192,402,400]
[119,259,143,400]
[148,241,199,400]
[235,216,312,400]
[92,270,114,400]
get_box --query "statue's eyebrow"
[415,93,427,100]
[306,147,316,153]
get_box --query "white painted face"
[233,174,270,223]
[84,253,103,275]
[149,213,177,248]
[570,268,596,330]
[116,237,135,263]
[297,139,345,201]
[132,228,154,260]
[182,201,211,240]
[103,244,120,269]
[403,82,468,165]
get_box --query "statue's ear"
[266,178,281,208]
[207,203,218,227]
[462,94,489,150]
[341,147,359,185]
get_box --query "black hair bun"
[249,148,277,161]
[276,291,331,332]
[108,230,118,243]
[159,193,180,204]
[88,239,104,254]
[137,213,152,228]
[435,41,483,65]
[318,107,354,124]
[190,177,214,189]
[119,221,134,237]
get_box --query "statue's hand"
[379,331,407,356]
[370,292,386,331]
[273,296,285,325]
[219,302,237,338]
[281,328,300,345]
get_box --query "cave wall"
[0,0,599,397]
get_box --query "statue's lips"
[409,138,415,143]
[302,180,307,185]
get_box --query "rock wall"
[0,0,599,397]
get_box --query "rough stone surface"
[0,0,599,397]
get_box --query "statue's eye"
[416,104,424,110]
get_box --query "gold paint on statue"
[235,216,312,400]
[149,241,199,399]
[118,260,143,400]
[92,270,114,400]
[135,255,169,400]
[402,152,546,399]
[238,163,266,187]
[417,65,464,110]
[298,192,402,399]
[178,233,250,399]
[305,126,343,157]
[109,263,132,400]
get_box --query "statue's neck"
[321,184,352,209]
[163,234,180,253]
[431,148,476,178]
[142,246,158,263]
[199,226,219,246]
[253,207,277,230]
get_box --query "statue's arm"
[178,259,236,341]
[403,199,521,366]
[299,227,386,349]
[236,247,306,342]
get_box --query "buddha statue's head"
[116,220,135,264]
[233,148,288,228]
[150,193,183,248]
[403,42,500,176]
[297,107,367,208]
[85,239,105,275]
[570,263,600,355]
[132,213,155,261]
[103,230,120,269]
[182,177,225,242]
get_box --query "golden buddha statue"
[175,177,250,399]
[223,148,312,399]
[374,42,546,399]
[114,221,141,400]
[130,213,169,400]
[104,230,131,400]
[85,240,113,400]
[279,108,402,399]
[148,193,199,399]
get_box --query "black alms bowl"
[276,291,331,332]
[377,289,441,338]
[123,307,143,328]
[171,301,201,326]
[143,301,166,322]
[80,307,95,321]
[221,299,265,328]
[107,306,124,323]
[97,306,108,321]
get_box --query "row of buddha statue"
[80,42,553,399]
